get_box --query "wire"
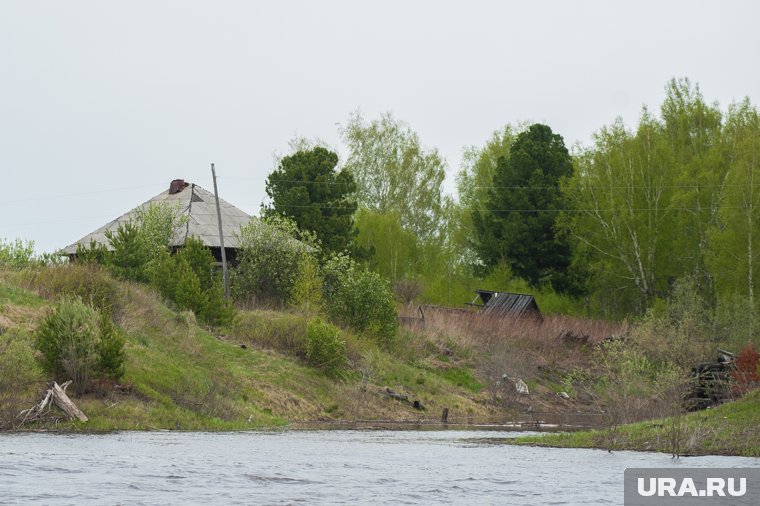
[0,177,214,206]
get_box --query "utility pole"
[211,163,230,298]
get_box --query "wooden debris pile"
[18,381,88,426]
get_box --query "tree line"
[263,78,760,333]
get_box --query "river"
[1,430,757,505]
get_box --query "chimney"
[169,179,188,194]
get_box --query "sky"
[1,0,759,254]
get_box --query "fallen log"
[18,381,88,425]
[51,381,88,422]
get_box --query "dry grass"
[400,308,624,415]
[408,308,622,362]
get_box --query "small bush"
[305,318,346,375]
[289,255,323,314]
[732,343,760,395]
[97,313,126,380]
[105,222,151,282]
[323,253,398,344]
[0,336,43,429]
[36,297,125,393]
[150,239,233,326]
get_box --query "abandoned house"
[467,290,543,320]
[62,179,252,263]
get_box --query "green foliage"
[103,203,185,282]
[0,238,36,269]
[456,125,520,265]
[305,317,347,375]
[289,255,324,314]
[0,335,44,429]
[36,297,100,392]
[105,222,151,282]
[176,236,216,292]
[172,258,209,318]
[232,216,317,307]
[561,79,747,316]
[265,146,358,255]
[322,253,398,344]
[35,297,126,392]
[150,238,232,325]
[341,111,446,240]
[75,239,110,265]
[97,312,126,380]
[706,99,760,328]
[354,209,420,282]
[473,123,580,295]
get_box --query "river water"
[0,430,757,505]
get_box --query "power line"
[223,175,760,190]
[0,177,214,206]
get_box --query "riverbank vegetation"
[1,78,759,451]
[510,389,760,457]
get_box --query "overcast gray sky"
[1,0,758,253]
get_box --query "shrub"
[232,216,318,307]
[289,255,323,314]
[36,297,125,393]
[323,253,398,344]
[0,238,36,269]
[97,313,126,380]
[732,343,760,395]
[305,318,346,375]
[36,297,100,392]
[0,336,43,429]
[105,222,151,282]
[101,203,186,282]
[150,239,233,326]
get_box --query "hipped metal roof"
[62,182,252,254]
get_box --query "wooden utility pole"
[211,163,230,298]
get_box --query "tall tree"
[662,78,725,289]
[473,123,579,294]
[563,113,678,313]
[707,99,760,322]
[456,125,520,268]
[264,147,357,255]
[340,111,446,240]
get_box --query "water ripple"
[0,430,757,505]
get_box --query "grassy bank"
[509,390,760,457]
[0,268,498,431]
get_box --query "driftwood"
[384,387,426,411]
[18,381,88,425]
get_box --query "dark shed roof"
[471,290,542,319]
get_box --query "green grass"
[435,367,483,393]
[510,389,760,457]
[0,282,45,308]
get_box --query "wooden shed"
[468,290,542,320]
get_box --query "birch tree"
[707,99,760,336]
[340,111,446,240]
[563,113,677,313]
